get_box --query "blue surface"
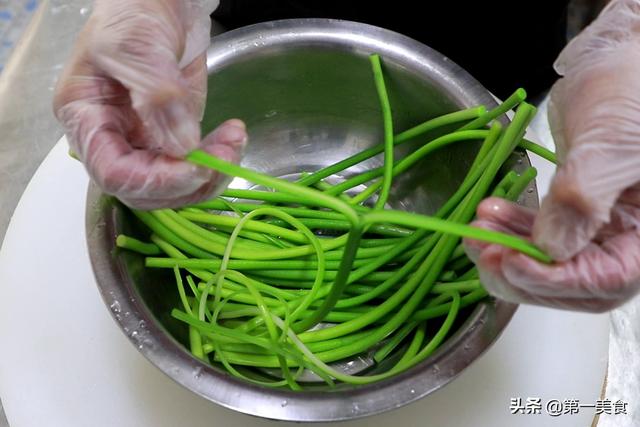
[0,0,40,72]
[25,0,37,12]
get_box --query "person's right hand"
[53,0,247,210]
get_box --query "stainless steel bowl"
[86,19,537,422]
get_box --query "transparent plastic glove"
[465,197,640,312]
[53,0,247,209]
[465,0,640,311]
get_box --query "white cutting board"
[0,138,609,427]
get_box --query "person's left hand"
[464,0,640,312]
[464,195,640,312]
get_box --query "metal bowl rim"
[86,18,525,422]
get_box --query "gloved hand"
[53,0,247,209]
[465,0,640,312]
